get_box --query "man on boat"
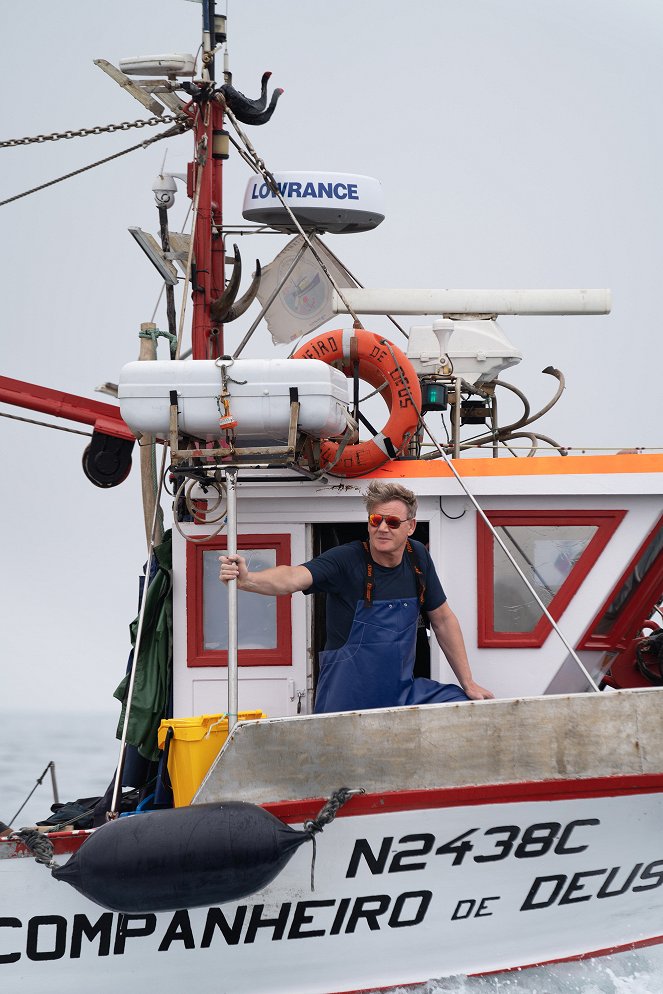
[219,481,493,712]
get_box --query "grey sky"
[1,0,661,712]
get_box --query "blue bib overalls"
[314,542,469,713]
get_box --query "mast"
[190,0,227,360]
[192,1,238,727]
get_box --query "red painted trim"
[186,533,292,667]
[579,514,663,653]
[0,375,134,440]
[476,509,626,648]
[262,772,663,825]
[7,772,663,859]
[1,829,91,859]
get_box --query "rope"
[304,787,364,890]
[226,130,262,174]
[0,121,191,209]
[139,326,178,349]
[11,829,58,869]
[0,410,92,437]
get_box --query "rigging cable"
[221,100,363,329]
[0,119,191,210]
[6,762,58,828]
[0,411,92,436]
[380,336,601,694]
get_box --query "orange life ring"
[293,328,421,477]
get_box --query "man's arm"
[219,554,313,596]
[427,601,494,700]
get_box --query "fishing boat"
[1,3,663,992]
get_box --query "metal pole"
[138,323,164,549]
[49,762,59,806]
[225,467,239,732]
[452,377,461,460]
[158,207,178,356]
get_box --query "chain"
[1,115,188,149]
[0,120,191,209]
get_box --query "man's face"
[367,499,416,561]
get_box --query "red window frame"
[579,514,663,653]
[477,509,625,648]
[186,533,292,667]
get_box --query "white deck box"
[118,358,349,445]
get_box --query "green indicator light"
[422,381,447,412]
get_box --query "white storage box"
[118,358,350,445]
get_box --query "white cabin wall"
[172,514,309,719]
[444,493,662,699]
[422,495,477,688]
[171,476,662,718]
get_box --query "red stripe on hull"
[264,771,663,824]
[4,771,663,858]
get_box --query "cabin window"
[186,534,292,667]
[477,510,625,647]
[579,515,663,651]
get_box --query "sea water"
[1,710,662,994]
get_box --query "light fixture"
[421,378,448,413]
[214,14,227,45]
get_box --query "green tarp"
[114,530,173,761]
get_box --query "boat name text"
[0,890,430,963]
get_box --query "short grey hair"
[363,480,418,518]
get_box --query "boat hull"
[3,777,663,993]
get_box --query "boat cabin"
[173,454,663,719]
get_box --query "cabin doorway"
[310,520,431,706]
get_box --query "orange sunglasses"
[368,513,411,529]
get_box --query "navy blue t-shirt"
[303,539,446,650]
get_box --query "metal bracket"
[167,387,314,470]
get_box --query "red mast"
[189,1,227,361]
[189,101,226,360]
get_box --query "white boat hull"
[3,774,663,992]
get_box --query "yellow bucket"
[157,711,266,807]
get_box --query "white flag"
[256,235,356,345]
